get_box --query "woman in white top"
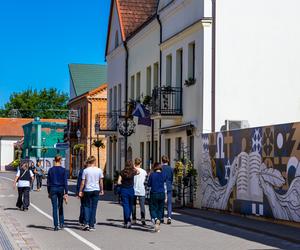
[13,162,34,211]
[79,156,104,231]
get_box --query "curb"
[174,208,300,244]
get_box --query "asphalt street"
[1,172,300,250]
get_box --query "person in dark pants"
[47,155,68,231]
[79,156,104,231]
[132,158,147,225]
[35,160,45,191]
[161,155,174,224]
[118,160,139,229]
[29,162,35,191]
[14,162,34,211]
[148,162,166,232]
[76,162,87,226]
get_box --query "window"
[140,142,144,165]
[130,75,135,100]
[175,137,182,160]
[176,49,183,87]
[166,54,172,86]
[109,88,113,112]
[153,62,159,88]
[146,66,152,96]
[188,42,195,79]
[114,31,119,49]
[165,138,171,161]
[146,141,151,169]
[188,135,194,162]
[113,86,117,111]
[136,72,141,101]
[118,84,122,113]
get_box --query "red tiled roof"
[116,0,158,39]
[0,118,66,137]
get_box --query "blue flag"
[132,103,152,127]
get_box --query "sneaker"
[126,222,132,229]
[59,224,64,229]
[141,219,146,226]
[89,227,96,232]
[154,219,160,232]
[132,219,136,225]
[54,227,59,231]
[167,218,172,224]
[82,224,89,231]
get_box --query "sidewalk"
[175,207,300,244]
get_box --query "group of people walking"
[14,153,174,233]
[117,155,173,232]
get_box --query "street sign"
[54,142,69,150]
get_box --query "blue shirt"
[47,166,68,194]
[162,164,173,191]
[148,171,166,193]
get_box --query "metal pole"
[211,0,216,132]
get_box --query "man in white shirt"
[133,158,147,225]
[14,162,34,211]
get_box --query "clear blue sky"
[0,0,111,107]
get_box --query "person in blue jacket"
[76,161,87,226]
[161,155,174,224]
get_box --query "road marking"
[0,176,101,250]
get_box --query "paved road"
[1,172,300,250]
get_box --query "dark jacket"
[162,164,173,192]
[76,169,84,195]
[147,171,166,193]
[47,166,68,194]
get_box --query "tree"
[0,88,69,119]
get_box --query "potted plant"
[142,95,152,107]
[184,77,196,87]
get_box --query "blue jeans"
[120,187,134,224]
[79,198,85,224]
[167,190,172,218]
[50,186,65,227]
[83,191,99,228]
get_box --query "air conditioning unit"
[220,120,250,131]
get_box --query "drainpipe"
[211,0,216,132]
[157,14,163,161]
[87,98,93,157]
[124,41,129,165]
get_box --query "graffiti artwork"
[200,122,300,222]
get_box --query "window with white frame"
[188,42,195,79]
[153,62,159,88]
[165,138,171,161]
[130,75,135,100]
[113,86,117,111]
[146,66,152,96]
[166,54,172,86]
[176,49,183,87]
[118,84,122,113]
[136,72,141,101]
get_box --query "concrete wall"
[200,121,300,223]
[215,0,300,131]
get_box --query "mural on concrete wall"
[200,122,300,222]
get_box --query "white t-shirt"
[134,168,147,196]
[82,167,104,192]
[16,169,34,187]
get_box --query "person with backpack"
[47,155,68,231]
[13,162,34,211]
[148,162,167,232]
[78,156,104,231]
[161,155,174,224]
[132,158,147,225]
[118,160,139,229]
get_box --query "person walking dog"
[47,155,68,231]
[118,160,139,229]
[148,162,166,232]
[79,156,104,231]
[132,158,147,225]
[161,155,174,224]
[14,162,34,211]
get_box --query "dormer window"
[114,31,119,49]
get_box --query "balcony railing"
[151,86,183,117]
[95,112,118,133]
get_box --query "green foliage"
[11,159,20,168]
[0,88,69,119]
[73,144,85,153]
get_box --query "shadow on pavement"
[27,224,54,231]
[172,213,300,250]
[97,221,153,233]
[4,207,19,211]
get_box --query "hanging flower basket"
[93,140,105,149]
[73,144,85,153]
